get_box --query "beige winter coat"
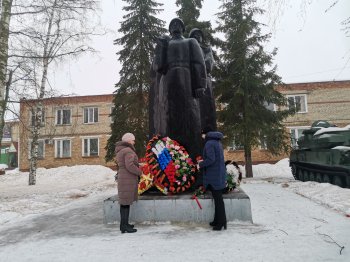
[115,141,142,205]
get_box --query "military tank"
[290,120,350,188]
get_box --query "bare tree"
[0,0,14,148]
[6,0,100,185]
[263,0,349,36]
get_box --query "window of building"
[289,127,309,148]
[55,139,71,158]
[83,107,98,124]
[259,136,268,150]
[287,94,307,113]
[227,139,244,151]
[30,109,45,127]
[56,108,71,125]
[82,137,99,156]
[28,140,45,159]
[263,101,276,111]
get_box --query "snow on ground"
[241,158,350,216]
[0,164,8,170]
[286,181,350,216]
[0,160,349,261]
[0,165,116,225]
[244,158,294,179]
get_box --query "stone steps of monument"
[103,188,252,223]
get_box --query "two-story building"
[18,80,350,169]
[1,120,19,168]
[278,80,350,146]
[225,80,350,163]
[19,94,115,171]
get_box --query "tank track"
[290,163,350,188]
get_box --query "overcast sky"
[51,0,350,96]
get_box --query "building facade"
[19,95,115,171]
[277,80,350,146]
[18,80,350,169]
[1,121,19,168]
[225,80,350,164]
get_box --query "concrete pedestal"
[103,188,253,224]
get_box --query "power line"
[333,55,350,80]
[285,66,350,79]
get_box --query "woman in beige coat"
[115,133,142,233]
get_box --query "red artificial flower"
[140,182,146,190]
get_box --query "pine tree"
[105,0,166,162]
[175,0,214,42]
[215,0,295,177]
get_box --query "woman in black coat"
[198,127,227,231]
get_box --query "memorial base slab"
[103,188,253,224]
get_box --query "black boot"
[212,222,227,231]
[119,205,124,231]
[211,189,227,231]
[209,200,219,227]
[209,185,218,227]
[120,205,137,233]
[125,205,134,228]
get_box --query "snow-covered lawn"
[0,160,349,261]
[0,165,116,225]
[244,159,350,216]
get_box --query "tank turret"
[290,120,350,188]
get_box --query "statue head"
[189,28,204,44]
[169,18,185,35]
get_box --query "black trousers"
[207,185,226,226]
[120,205,130,228]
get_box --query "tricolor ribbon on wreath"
[138,135,197,196]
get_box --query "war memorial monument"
[104,18,252,224]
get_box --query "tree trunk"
[238,0,254,178]
[28,0,56,185]
[244,145,253,178]
[29,107,39,185]
[0,0,13,148]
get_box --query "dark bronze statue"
[189,28,217,131]
[150,18,207,159]
[149,35,170,138]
